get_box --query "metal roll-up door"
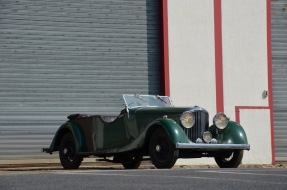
[0,0,161,161]
[271,0,287,161]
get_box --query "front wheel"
[149,128,179,169]
[59,133,83,169]
[214,150,244,168]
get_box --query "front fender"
[147,118,191,145]
[209,121,248,144]
[44,121,86,153]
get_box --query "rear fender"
[45,121,86,153]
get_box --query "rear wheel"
[59,133,83,169]
[149,128,179,169]
[122,155,143,169]
[214,150,244,168]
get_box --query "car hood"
[129,107,195,115]
[128,107,208,126]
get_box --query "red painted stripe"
[161,0,170,96]
[214,0,224,113]
[235,106,269,124]
[266,0,275,165]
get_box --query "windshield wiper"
[156,95,167,103]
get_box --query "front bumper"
[176,143,250,151]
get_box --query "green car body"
[43,94,250,169]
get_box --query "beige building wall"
[168,0,273,165]
[168,0,217,116]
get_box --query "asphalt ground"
[1,161,287,171]
[0,161,287,171]
[1,166,287,190]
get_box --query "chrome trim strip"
[176,143,250,150]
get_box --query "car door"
[93,116,129,151]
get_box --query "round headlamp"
[213,112,229,130]
[180,112,195,129]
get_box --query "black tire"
[149,128,179,169]
[59,133,83,169]
[122,155,143,169]
[214,150,244,168]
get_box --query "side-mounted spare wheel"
[214,150,244,168]
[59,133,83,169]
[149,128,179,169]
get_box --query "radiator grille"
[182,111,209,142]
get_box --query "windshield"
[123,94,173,109]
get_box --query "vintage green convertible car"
[43,94,250,169]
